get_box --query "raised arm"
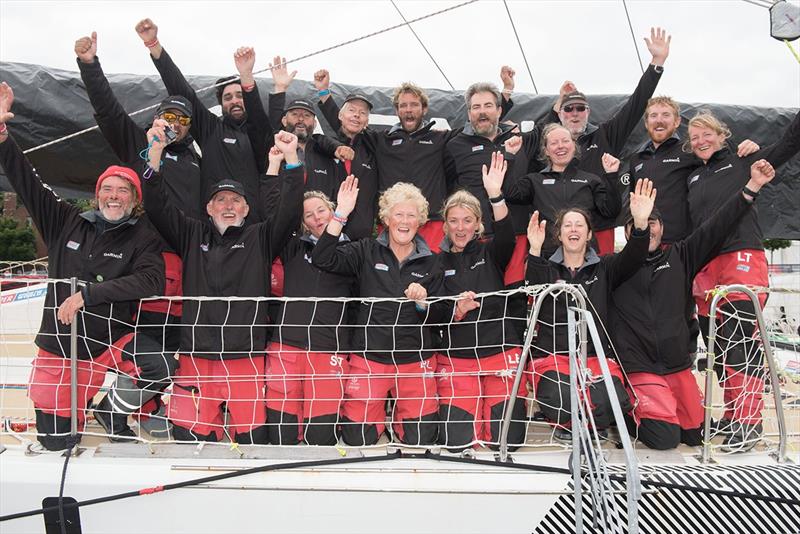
[744,108,800,172]
[135,18,215,144]
[606,178,656,288]
[683,159,776,276]
[499,65,515,120]
[524,211,555,284]
[141,119,193,252]
[602,27,669,153]
[264,131,305,257]
[311,175,365,275]
[0,83,76,244]
[236,47,274,173]
[314,69,344,132]
[75,31,147,164]
[592,153,623,219]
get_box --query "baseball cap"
[344,93,373,110]
[156,95,193,118]
[284,99,316,116]
[624,206,662,228]
[561,91,588,109]
[207,179,247,203]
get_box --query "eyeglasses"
[562,104,587,113]
[160,112,191,126]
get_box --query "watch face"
[770,2,800,40]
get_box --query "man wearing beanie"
[0,83,168,450]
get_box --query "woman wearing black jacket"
[504,123,622,258]
[524,179,656,440]
[312,179,440,446]
[434,152,527,449]
[685,109,800,449]
[266,143,356,446]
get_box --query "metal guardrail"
[702,284,789,463]
[498,282,641,534]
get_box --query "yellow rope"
[785,39,800,63]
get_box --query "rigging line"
[21,0,478,155]
[502,0,538,94]
[390,0,455,90]
[741,0,774,8]
[621,0,645,74]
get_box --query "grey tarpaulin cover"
[0,61,798,239]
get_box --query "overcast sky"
[1,0,799,109]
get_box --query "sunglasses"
[562,104,587,113]
[160,112,191,126]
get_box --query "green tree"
[763,238,793,264]
[0,217,36,261]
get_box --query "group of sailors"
[1,19,797,453]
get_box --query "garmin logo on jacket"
[470,259,486,270]
[313,169,328,175]
[223,138,237,144]
[410,271,426,278]
[418,140,433,145]
[571,179,588,184]
[374,263,389,271]
[662,157,680,163]
[231,242,245,249]
[361,163,372,170]
[103,252,123,259]
[654,262,671,272]
[584,275,599,285]
[635,163,644,172]
[714,163,733,173]
[689,175,700,185]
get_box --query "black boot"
[93,396,136,442]
[721,422,762,453]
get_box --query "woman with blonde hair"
[313,179,440,446]
[266,145,357,445]
[434,151,528,449]
[683,108,800,451]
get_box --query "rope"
[20,0,478,155]
[390,0,455,90]
[785,39,800,63]
[501,0,539,94]
[741,0,774,8]
[621,0,645,74]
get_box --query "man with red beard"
[135,18,288,222]
[539,27,672,254]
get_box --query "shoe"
[710,418,734,436]
[553,427,572,444]
[93,397,136,442]
[138,405,172,438]
[721,422,762,453]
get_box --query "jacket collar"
[462,121,515,139]
[376,230,433,262]
[388,120,434,136]
[541,158,579,175]
[80,209,138,230]
[637,134,681,155]
[548,246,600,272]
[301,232,350,245]
[438,234,479,253]
[577,122,599,140]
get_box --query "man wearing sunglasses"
[135,18,289,224]
[539,27,672,255]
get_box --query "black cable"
[501,0,539,94]
[621,0,645,74]
[3,447,798,524]
[390,0,455,90]
[56,436,80,534]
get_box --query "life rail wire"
[1,448,798,524]
[621,0,645,75]
[501,0,539,94]
[390,0,455,90]
[19,0,479,156]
